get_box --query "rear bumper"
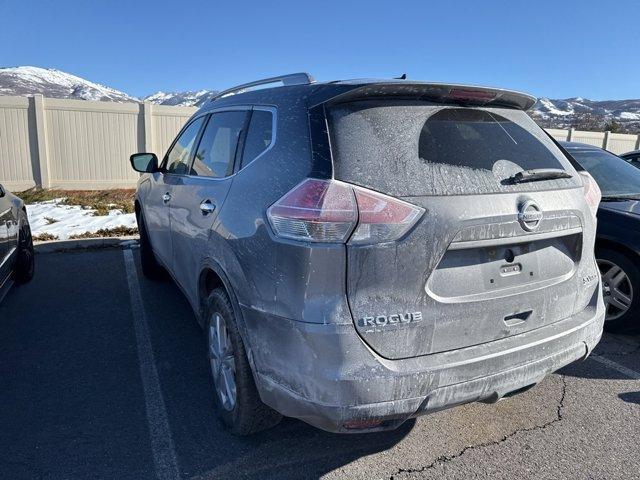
[242,290,604,433]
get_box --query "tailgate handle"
[504,310,532,327]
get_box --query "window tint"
[417,108,564,171]
[191,111,246,177]
[241,110,273,169]
[165,117,205,174]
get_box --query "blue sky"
[1,0,638,100]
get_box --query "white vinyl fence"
[545,128,640,154]
[1,94,640,192]
[0,94,197,191]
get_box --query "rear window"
[328,101,579,196]
[569,148,640,197]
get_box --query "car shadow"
[195,417,416,479]
[135,252,413,479]
[559,332,640,381]
[618,391,640,405]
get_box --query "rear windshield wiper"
[507,168,572,184]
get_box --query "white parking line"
[590,354,640,380]
[123,248,180,480]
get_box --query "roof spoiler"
[319,82,537,111]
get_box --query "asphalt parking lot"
[1,247,639,480]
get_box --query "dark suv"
[0,184,35,300]
[130,74,605,434]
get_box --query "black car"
[0,183,35,300]
[561,141,640,331]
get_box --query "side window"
[240,110,274,169]
[165,117,205,174]
[191,111,247,178]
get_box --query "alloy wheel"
[18,222,34,275]
[208,313,236,411]
[597,259,633,322]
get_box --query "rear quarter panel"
[207,94,321,319]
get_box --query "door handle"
[162,192,172,204]
[200,200,216,215]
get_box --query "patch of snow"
[143,89,217,106]
[27,199,136,240]
[618,112,640,120]
[538,98,573,116]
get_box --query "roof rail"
[212,72,315,101]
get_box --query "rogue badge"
[358,312,423,328]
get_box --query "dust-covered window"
[328,101,579,197]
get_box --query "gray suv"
[130,74,605,435]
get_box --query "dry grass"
[68,226,138,240]
[32,232,59,242]
[18,188,135,215]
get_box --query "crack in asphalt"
[389,376,568,479]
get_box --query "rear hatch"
[326,91,596,359]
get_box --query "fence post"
[567,128,574,141]
[636,134,640,150]
[31,94,50,188]
[141,101,154,153]
[603,130,610,150]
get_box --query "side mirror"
[130,153,159,173]
[0,184,5,198]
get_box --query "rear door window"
[190,111,247,178]
[328,101,579,197]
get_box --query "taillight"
[349,187,425,245]
[267,178,424,244]
[267,179,357,242]
[579,171,601,218]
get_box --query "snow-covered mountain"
[143,89,218,107]
[531,97,640,132]
[0,66,135,102]
[0,66,217,106]
[533,97,640,121]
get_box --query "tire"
[137,209,166,280]
[15,212,35,284]
[597,247,640,333]
[205,288,282,435]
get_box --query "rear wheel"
[597,248,640,332]
[205,288,281,435]
[137,210,165,280]
[15,214,34,284]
